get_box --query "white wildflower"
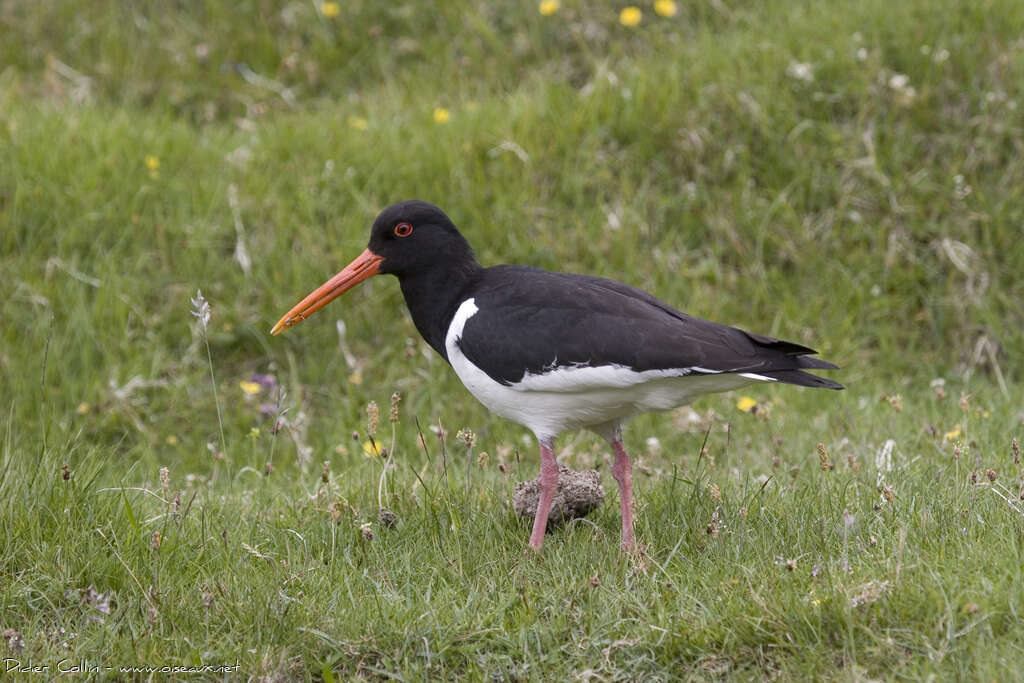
[786,61,814,83]
[887,73,917,104]
[888,73,910,90]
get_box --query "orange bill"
[270,248,384,335]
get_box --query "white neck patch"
[444,298,479,356]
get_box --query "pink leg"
[527,440,558,552]
[611,438,636,551]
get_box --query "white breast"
[444,298,764,442]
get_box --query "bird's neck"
[398,259,483,361]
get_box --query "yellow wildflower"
[944,425,961,441]
[433,107,451,124]
[363,440,381,457]
[347,116,368,131]
[321,2,340,18]
[76,402,90,415]
[165,435,179,446]
[144,155,160,178]
[239,380,262,395]
[348,371,362,385]
[619,6,642,26]
[539,0,559,15]
[654,0,677,17]
[736,396,757,413]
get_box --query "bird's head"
[270,200,473,335]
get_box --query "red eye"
[394,222,413,237]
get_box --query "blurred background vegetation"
[2,0,1021,469]
[3,0,1024,677]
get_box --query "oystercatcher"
[272,201,842,552]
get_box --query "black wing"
[456,265,842,390]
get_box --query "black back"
[455,266,842,388]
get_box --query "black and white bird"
[272,201,842,552]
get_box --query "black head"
[270,200,479,335]
[368,200,476,278]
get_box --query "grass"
[2,0,1023,678]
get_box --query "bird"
[271,200,843,552]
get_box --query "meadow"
[1,0,1023,678]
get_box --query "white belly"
[445,299,762,442]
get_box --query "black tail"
[734,331,842,388]
[760,369,844,390]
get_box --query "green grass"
[2,0,1023,678]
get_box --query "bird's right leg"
[527,439,558,552]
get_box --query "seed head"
[817,442,834,470]
[360,522,374,542]
[328,501,342,523]
[321,461,330,483]
[61,463,71,481]
[151,530,162,551]
[389,392,402,423]
[378,507,397,528]
[456,428,476,448]
[159,467,170,493]
[1013,438,1020,465]
[366,401,379,437]
[190,289,211,329]
[986,468,997,482]
[709,483,722,502]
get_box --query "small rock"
[512,466,605,529]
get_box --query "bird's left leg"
[609,435,636,552]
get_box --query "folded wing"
[456,266,842,392]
